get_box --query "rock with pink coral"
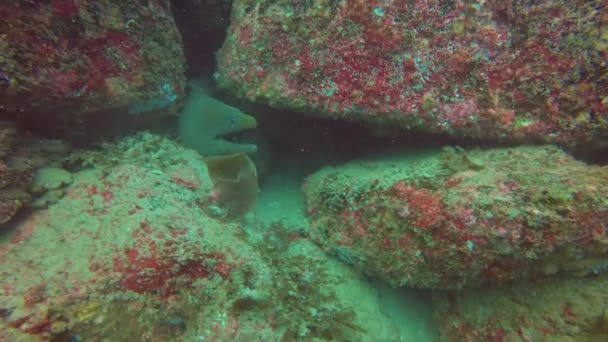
[0,1,185,125]
[216,0,607,146]
[304,145,608,289]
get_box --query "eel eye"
[230,117,238,125]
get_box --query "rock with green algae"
[0,133,398,341]
[0,1,185,121]
[216,0,607,146]
[303,145,608,289]
[432,274,608,341]
[32,167,73,191]
[0,120,71,226]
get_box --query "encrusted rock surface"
[217,0,608,146]
[432,275,608,341]
[0,1,185,119]
[304,145,608,289]
[0,120,70,226]
[0,133,397,341]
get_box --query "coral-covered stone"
[171,0,233,71]
[0,1,185,117]
[0,134,265,338]
[304,145,608,289]
[432,275,608,341]
[0,134,396,340]
[216,0,607,146]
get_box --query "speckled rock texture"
[303,145,608,289]
[0,133,396,341]
[0,1,185,118]
[432,275,608,341]
[216,0,608,146]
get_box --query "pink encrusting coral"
[216,0,607,146]
[0,1,185,117]
[303,145,608,289]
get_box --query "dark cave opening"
[170,0,233,79]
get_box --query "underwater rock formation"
[0,133,396,340]
[303,145,608,289]
[216,0,607,146]
[0,1,185,119]
[0,120,70,226]
[432,275,608,341]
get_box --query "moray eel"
[178,80,257,157]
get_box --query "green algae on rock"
[33,167,73,191]
[303,145,608,289]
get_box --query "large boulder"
[216,0,607,146]
[304,145,608,289]
[432,275,608,341]
[0,133,398,341]
[0,1,185,119]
